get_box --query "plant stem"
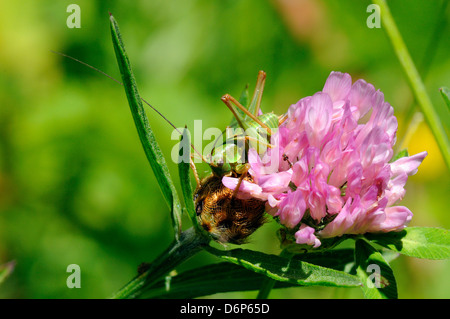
[256,250,293,299]
[373,0,450,170]
[111,227,210,299]
[256,276,276,299]
[398,0,447,149]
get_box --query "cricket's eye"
[195,200,204,216]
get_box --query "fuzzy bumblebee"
[194,173,266,244]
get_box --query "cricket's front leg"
[231,163,251,199]
[249,70,266,116]
[222,94,273,136]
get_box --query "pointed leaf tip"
[0,260,16,285]
[109,15,182,239]
[440,87,450,111]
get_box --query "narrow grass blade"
[440,87,450,112]
[373,0,450,170]
[109,14,182,238]
[112,227,208,299]
[177,127,199,230]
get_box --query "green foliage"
[0,261,15,286]
[365,227,450,260]
[61,12,450,301]
[292,248,356,271]
[143,262,295,299]
[354,239,398,299]
[0,1,449,299]
[205,246,361,288]
[391,149,409,162]
[112,227,209,299]
[440,87,450,111]
[109,14,182,239]
[373,0,450,170]
[177,127,199,231]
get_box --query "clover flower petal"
[223,71,427,247]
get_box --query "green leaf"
[257,249,357,299]
[440,87,450,112]
[112,227,208,299]
[176,128,210,239]
[0,261,15,286]
[294,248,399,275]
[142,262,295,299]
[365,227,450,260]
[390,149,409,162]
[205,246,361,288]
[177,128,202,233]
[354,239,398,299]
[281,234,350,254]
[293,248,356,272]
[109,14,182,239]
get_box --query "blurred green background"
[0,0,449,299]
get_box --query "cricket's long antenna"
[51,51,176,130]
[51,50,208,165]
